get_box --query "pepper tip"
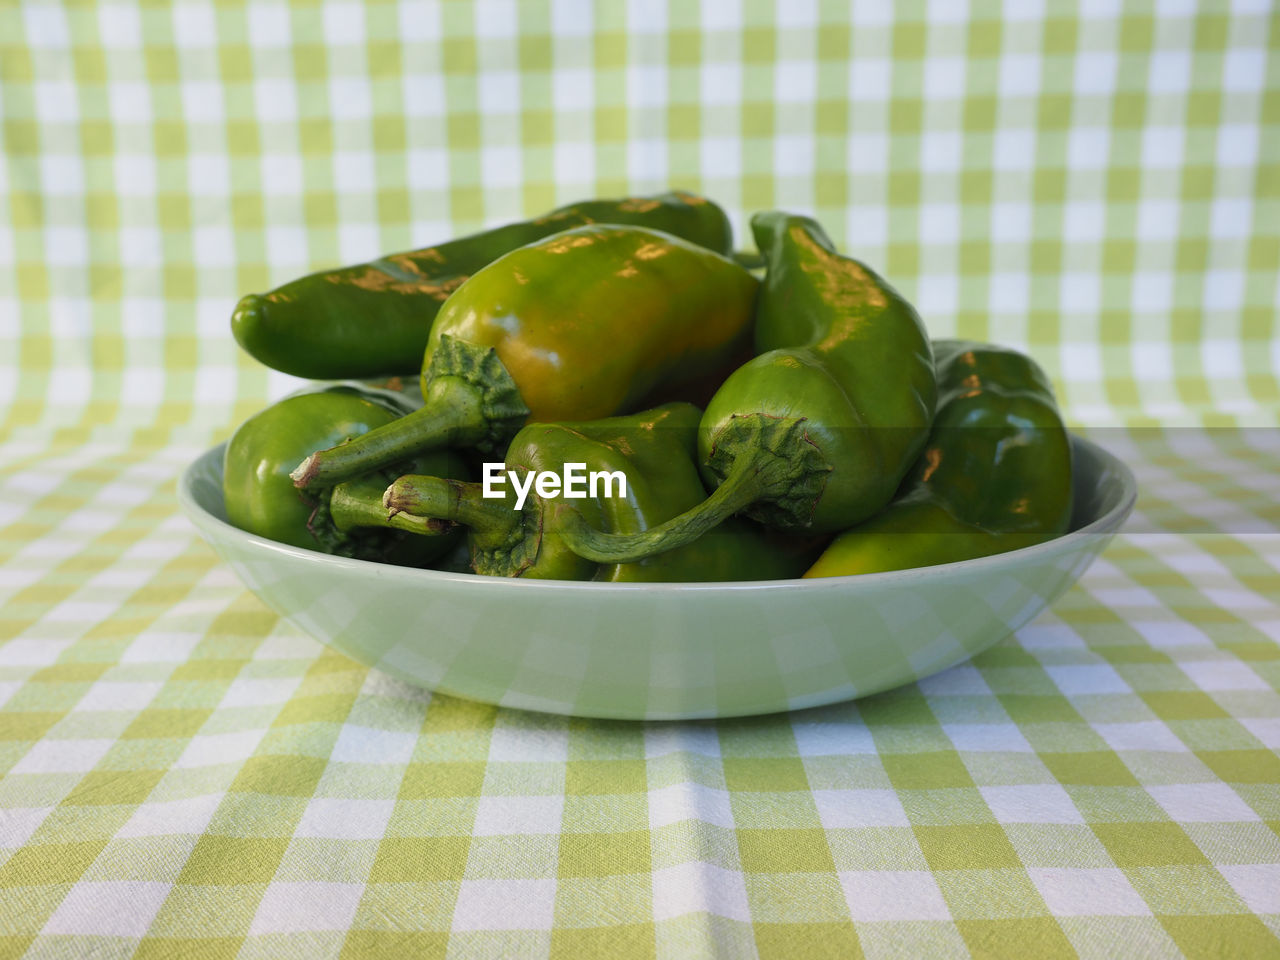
[289,456,317,490]
[382,477,408,511]
[230,293,264,343]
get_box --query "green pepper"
[231,191,734,380]
[805,339,1073,577]
[552,211,936,565]
[291,224,759,491]
[381,403,818,581]
[223,386,466,566]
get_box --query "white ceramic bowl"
[179,435,1135,720]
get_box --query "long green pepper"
[231,191,735,380]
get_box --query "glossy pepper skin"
[223,386,465,566]
[555,211,936,567]
[382,403,819,581]
[805,340,1073,577]
[231,191,734,380]
[292,224,759,491]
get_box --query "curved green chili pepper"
[232,191,733,379]
[223,387,466,566]
[291,225,759,492]
[552,211,936,565]
[382,403,819,581]
[805,339,1073,576]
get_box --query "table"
[2,428,1278,957]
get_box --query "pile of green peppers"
[223,191,1073,581]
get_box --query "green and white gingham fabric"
[2,1,1279,957]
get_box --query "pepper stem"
[383,476,517,534]
[556,454,776,564]
[385,474,540,576]
[557,413,834,564]
[326,476,451,537]
[291,376,488,490]
[293,336,531,491]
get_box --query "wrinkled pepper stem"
[292,377,490,490]
[556,413,833,564]
[385,475,540,577]
[292,336,530,492]
[383,476,516,533]
[555,455,776,563]
[325,476,451,537]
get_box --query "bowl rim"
[178,432,1136,594]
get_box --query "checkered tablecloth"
[2,1,1278,957]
